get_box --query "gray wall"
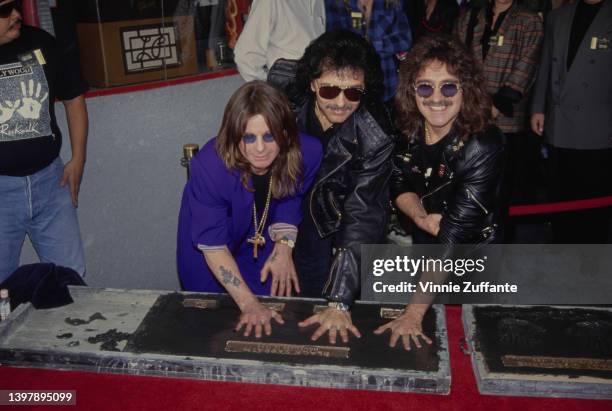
[20,75,245,290]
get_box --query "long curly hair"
[395,34,492,140]
[216,81,302,198]
[293,29,384,108]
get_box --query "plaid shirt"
[455,5,543,133]
[325,0,412,101]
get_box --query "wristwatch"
[327,301,350,311]
[278,238,295,248]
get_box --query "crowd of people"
[1,0,610,348]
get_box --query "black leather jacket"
[296,100,396,305]
[391,125,506,246]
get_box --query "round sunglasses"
[317,84,365,102]
[414,82,462,98]
[242,132,275,144]
[0,0,21,18]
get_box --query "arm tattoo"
[220,265,242,287]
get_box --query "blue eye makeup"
[242,132,275,144]
[242,133,257,144]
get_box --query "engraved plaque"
[261,302,285,312]
[502,355,612,371]
[380,308,404,319]
[225,341,350,359]
[182,298,218,309]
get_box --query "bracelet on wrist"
[327,301,350,311]
[277,238,295,248]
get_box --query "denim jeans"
[0,157,85,283]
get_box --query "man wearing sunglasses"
[273,29,395,344]
[0,0,89,283]
[382,34,506,350]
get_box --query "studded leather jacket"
[391,125,506,247]
[296,100,396,305]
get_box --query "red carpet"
[0,306,609,411]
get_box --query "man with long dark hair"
[379,34,506,349]
[274,29,395,344]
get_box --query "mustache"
[422,100,453,108]
[325,104,355,111]
[423,100,453,108]
[9,18,22,29]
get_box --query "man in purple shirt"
[177,81,322,338]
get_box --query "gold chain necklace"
[247,175,273,259]
[424,122,432,144]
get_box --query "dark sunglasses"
[242,132,275,144]
[318,85,365,102]
[414,82,462,98]
[0,0,21,18]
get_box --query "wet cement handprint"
[16,79,48,120]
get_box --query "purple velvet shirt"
[177,133,322,295]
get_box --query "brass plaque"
[182,299,218,309]
[225,341,350,359]
[261,302,285,312]
[380,308,404,319]
[502,355,612,371]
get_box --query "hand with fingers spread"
[298,306,361,344]
[235,298,285,338]
[374,304,432,351]
[260,241,300,297]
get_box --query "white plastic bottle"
[0,289,10,321]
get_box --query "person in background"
[233,0,326,82]
[325,0,412,102]
[455,0,543,206]
[408,0,460,41]
[0,0,89,283]
[177,81,322,338]
[530,0,612,243]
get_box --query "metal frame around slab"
[0,287,450,394]
[462,304,612,399]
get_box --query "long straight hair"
[216,81,302,198]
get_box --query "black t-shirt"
[252,170,272,219]
[568,0,603,70]
[304,98,336,150]
[0,25,88,176]
[422,131,454,190]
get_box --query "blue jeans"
[0,157,85,283]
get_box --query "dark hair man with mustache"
[271,29,395,345]
[0,0,89,283]
[381,34,506,350]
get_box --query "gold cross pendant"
[247,234,266,259]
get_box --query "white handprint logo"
[0,99,21,124]
[16,79,48,120]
